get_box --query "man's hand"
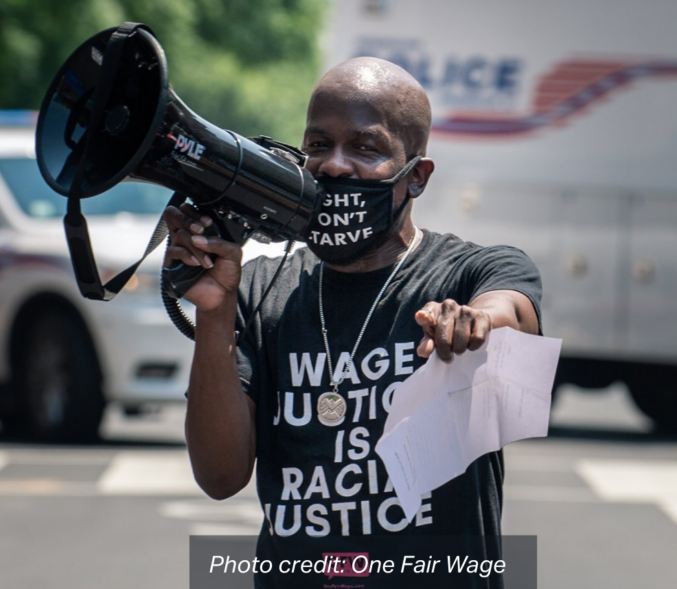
[163,204,243,312]
[415,300,491,362]
[415,290,539,363]
[165,205,256,499]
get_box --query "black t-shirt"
[236,230,542,583]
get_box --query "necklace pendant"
[317,391,347,427]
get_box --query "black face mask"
[305,156,421,264]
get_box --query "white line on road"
[504,485,601,503]
[190,523,262,535]
[660,502,677,526]
[1,449,676,530]
[576,459,677,503]
[160,499,263,523]
[0,479,98,496]
[97,451,203,495]
[504,455,577,472]
[4,452,113,465]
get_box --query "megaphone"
[36,22,319,301]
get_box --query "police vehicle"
[328,0,677,431]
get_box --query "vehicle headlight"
[101,268,162,294]
[123,271,161,294]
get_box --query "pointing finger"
[417,335,435,358]
[415,302,441,338]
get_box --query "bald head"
[308,57,432,157]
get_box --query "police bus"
[326,0,677,431]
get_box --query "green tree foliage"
[0,0,326,143]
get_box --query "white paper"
[375,327,562,521]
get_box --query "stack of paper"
[375,327,562,521]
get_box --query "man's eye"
[356,145,377,153]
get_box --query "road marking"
[6,452,113,465]
[160,499,263,523]
[0,479,98,496]
[190,523,261,535]
[504,485,601,503]
[576,459,677,503]
[660,502,677,526]
[505,455,577,472]
[97,451,203,495]
[1,447,676,530]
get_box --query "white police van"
[327,0,677,431]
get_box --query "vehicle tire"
[13,308,105,442]
[628,386,677,434]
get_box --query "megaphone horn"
[36,22,320,301]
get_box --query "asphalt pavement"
[0,384,675,589]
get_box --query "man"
[164,57,541,584]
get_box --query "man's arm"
[185,304,257,500]
[415,289,539,361]
[163,205,256,500]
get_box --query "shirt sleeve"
[235,321,260,404]
[457,244,544,334]
[234,249,309,406]
[235,259,268,406]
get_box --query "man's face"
[301,92,411,206]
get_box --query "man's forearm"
[185,302,256,500]
[470,289,540,335]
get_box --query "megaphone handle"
[162,262,209,300]
[161,218,222,299]
[162,207,259,299]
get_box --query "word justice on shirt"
[263,343,435,538]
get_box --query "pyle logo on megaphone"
[174,134,206,161]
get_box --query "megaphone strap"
[64,191,185,301]
[67,23,154,204]
[64,22,159,300]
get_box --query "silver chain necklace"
[316,229,420,426]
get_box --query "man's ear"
[407,158,435,199]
